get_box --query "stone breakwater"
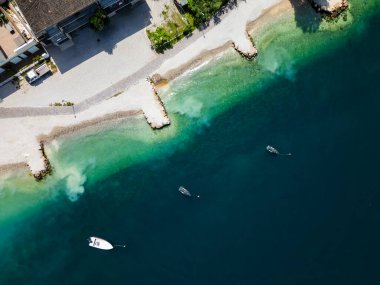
[32,142,52,181]
[149,84,171,129]
[131,80,170,129]
[0,80,170,181]
[1,0,334,181]
[32,79,170,180]
[232,32,258,59]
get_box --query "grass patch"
[90,8,109,31]
[147,5,194,53]
[146,0,230,53]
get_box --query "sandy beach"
[0,0,297,177]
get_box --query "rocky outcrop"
[312,0,349,17]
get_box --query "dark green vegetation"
[147,0,229,52]
[90,9,109,31]
[147,5,195,53]
[0,12,8,25]
[187,0,228,20]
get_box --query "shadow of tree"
[213,0,239,25]
[197,0,240,30]
[289,0,323,33]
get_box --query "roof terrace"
[0,20,26,63]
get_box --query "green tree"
[90,9,109,31]
[187,0,227,20]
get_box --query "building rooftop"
[0,20,26,64]
[14,0,97,36]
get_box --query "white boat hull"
[179,186,191,197]
[88,237,114,250]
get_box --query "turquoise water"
[1,1,380,283]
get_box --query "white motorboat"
[266,145,280,154]
[179,186,192,197]
[266,145,292,156]
[88,237,114,250]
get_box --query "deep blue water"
[1,4,380,285]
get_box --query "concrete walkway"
[0,0,156,107]
[0,0,243,118]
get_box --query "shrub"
[0,13,8,26]
[184,13,196,29]
[147,26,173,53]
[33,55,43,63]
[187,0,227,20]
[90,9,109,31]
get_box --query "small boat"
[178,186,192,197]
[88,237,114,250]
[266,145,292,156]
[266,145,280,154]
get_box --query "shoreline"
[152,1,294,87]
[0,0,327,179]
[0,111,145,177]
[247,0,292,32]
[151,0,283,86]
[154,42,234,84]
[38,110,144,144]
[0,78,170,177]
[0,162,28,175]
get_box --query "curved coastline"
[1,0,372,181]
[0,0,368,181]
[0,0,283,178]
[0,0,378,249]
[2,1,380,283]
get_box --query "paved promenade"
[0,1,244,118]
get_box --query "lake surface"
[1,1,379,284]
